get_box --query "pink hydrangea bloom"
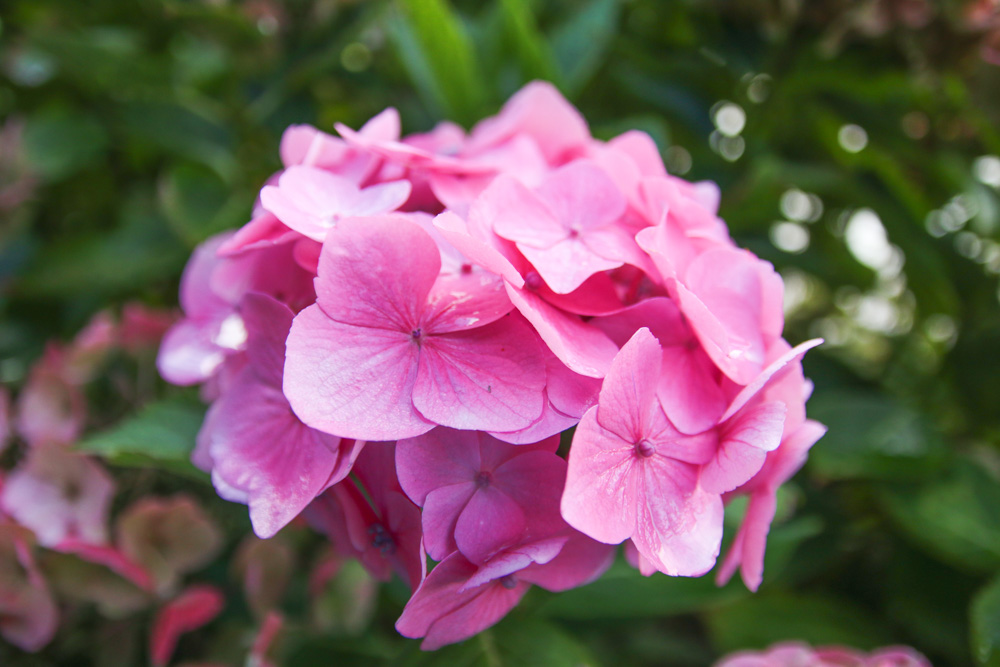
[396,428,565,562]
[714,641,931,666]
[161,80,826,650]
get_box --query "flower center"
[368,524,396,555]
[635,439,656,458]
[410,327,423,344]
[500,574,518,590]
[475,471,492,489]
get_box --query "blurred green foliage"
[2,0,1000,665]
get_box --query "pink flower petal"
[594,328,662,440]
[701,402,786,495]
[506,283,617,378]
[284,307,432,440]
[150,585,225,667]
[314,215,439,330]
[395,552,528,651]
[421,483,477,560]
[561,407,638,545]
[454,486,526,564]
[413,316,546,433]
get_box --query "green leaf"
[806,391,948,481]
[77,396,207,480]
[537,556,746,620]
[391,0,486,124]
[551,0,620,95]
[972,575,1000,666]
[14,194,187,298]
[23,109,109,180]
[706,592,893,653]
[159,162,247,246]
[498,0,560,85]
[881,459,1000,573]
[120,101,235,178]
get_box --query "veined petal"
[561,408,639,545]
[315,216,440,331]
[284,305,432,440]
[413,316,545,433]
[506,284,616,378]
[595,328,662,442]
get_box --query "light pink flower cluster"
[715,641,931,666]
[159,81,825,649]
[0,308,256,663]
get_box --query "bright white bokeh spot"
[780,189,811,221]
[974,155,1000,188]
[770,221,810,253]
[806,194,825,221]
[845,209,894,272]
[781,270,810,315]
[713,102,746,137]
[838,124,868,153]
[854,295,898,333]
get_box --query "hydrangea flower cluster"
[159,81,826,649]
[715,641,931,667]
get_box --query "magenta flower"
[397,533,612,650]
[395,428,564,562]
[306,443,425,591]
[284,215,546,440]
[561,328,723,576]
[158,233,314,387]
[198,293,363,538]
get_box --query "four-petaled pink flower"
[284,214,546,440]
[562,328,723,576]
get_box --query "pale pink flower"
[715,641,931,666]
[1,444,113,547]
[14,346,86,447]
